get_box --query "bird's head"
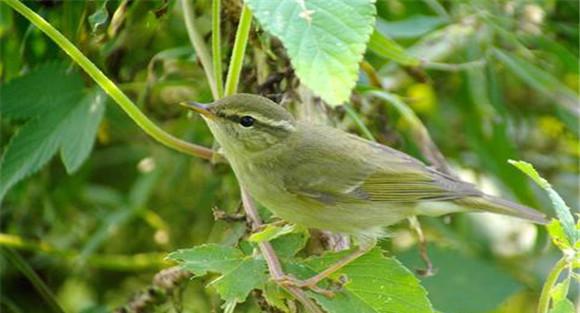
[181,94,296,154]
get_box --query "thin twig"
[224,4,252,96]
[212,0,224,97]
[240,190,324,313]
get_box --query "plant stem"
[343,103,376,141]
[537,257,570,313]
[180,0,219,100]
[240,190,324,313]
[212,0,224,98]
[224,4,252,96]
[5,0,213,160]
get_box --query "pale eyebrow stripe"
[218,111,296,132]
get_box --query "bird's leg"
[276,240,375,296]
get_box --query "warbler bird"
[182,93,546,289]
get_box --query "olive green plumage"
[184,94,546,241]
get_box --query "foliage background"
[0,0,578,312]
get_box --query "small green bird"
[182,93,546,289]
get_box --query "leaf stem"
[5,0,213,160]
[537,257,570,313]
[224,4,252,96]
[180,0,219,99]
[212,0,224,98]
[343,103,376,141]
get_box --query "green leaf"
[88,1,110,33]
[0,62,84,120]
[376,15,447,39]
[210,258,268,303]
[493,49,580,116]
[263,282,290,313]
[398,246,521,313]
[0,82,105,201]
[60,89,106,173]
[547,220,572,250]
[549,298,575,313]
[246,0,376,105]
[367,30,420,66]
[167,244,245,276]
[169,244,267,304]
[509,160,577,245]
[249,224,297,243]
[302,248,433,313]
[508,160,551,189]
[270,230,310,258]
[550,277,571,302]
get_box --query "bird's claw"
[274,275,336,298]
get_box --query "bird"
[181,93,546,290]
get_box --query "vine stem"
[224,4,252,96]
[180,0,219,99]
[212,0,224,98]
[4,0,214,160]
[537,257,569,313]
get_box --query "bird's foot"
[274,274,340,298]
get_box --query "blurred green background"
[0,0,578,312]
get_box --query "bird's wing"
[282,129,480,204]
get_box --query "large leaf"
[296,248,433,313]
[169,244,268,304]
[0,63,106,201]
[0,63,84,120]
[246,0,376,105]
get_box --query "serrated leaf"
[263,282,290,313]
[210,258,268,303]
[493,49,580,116]
[509,160,577,245]
[367,30,420,66]
[249,224,297,243]
[299,248,433,313]
[0,62,84,120]
[508,160,551,189]
[167,244,245,276]
[0,91,106,200]
[246,0,376,105]
[60,89,106,173]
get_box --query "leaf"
[60,89,107,173]
[263,282,290,313]
[246,0,376,105]
[547,220,572,250]
[398,246,521,313]
[0,62,84,120]
[549,298,575,313]
[88,1,110,33]
[376,15,447,39]
[249,224,297,242]
[550,277,571,302]
[270,229,310,258]
[210,258,268,303]
[0,84,106,201]
[167,244,245,276]
[367,30,420,66]
[299,248,433,313]
[509,160,577,245]
[493,49,580,117]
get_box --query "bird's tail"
[460,195,548,224]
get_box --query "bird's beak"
[179,101,216,119]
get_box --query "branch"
[4,0,214,160]
[240,190,324,313]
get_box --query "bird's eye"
[239,115,255,127]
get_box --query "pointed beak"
[179,101,216,119]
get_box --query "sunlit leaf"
[246,0,376,105]
[210,258,268,303]
[304,248,434,313]
[249,224,297,243]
